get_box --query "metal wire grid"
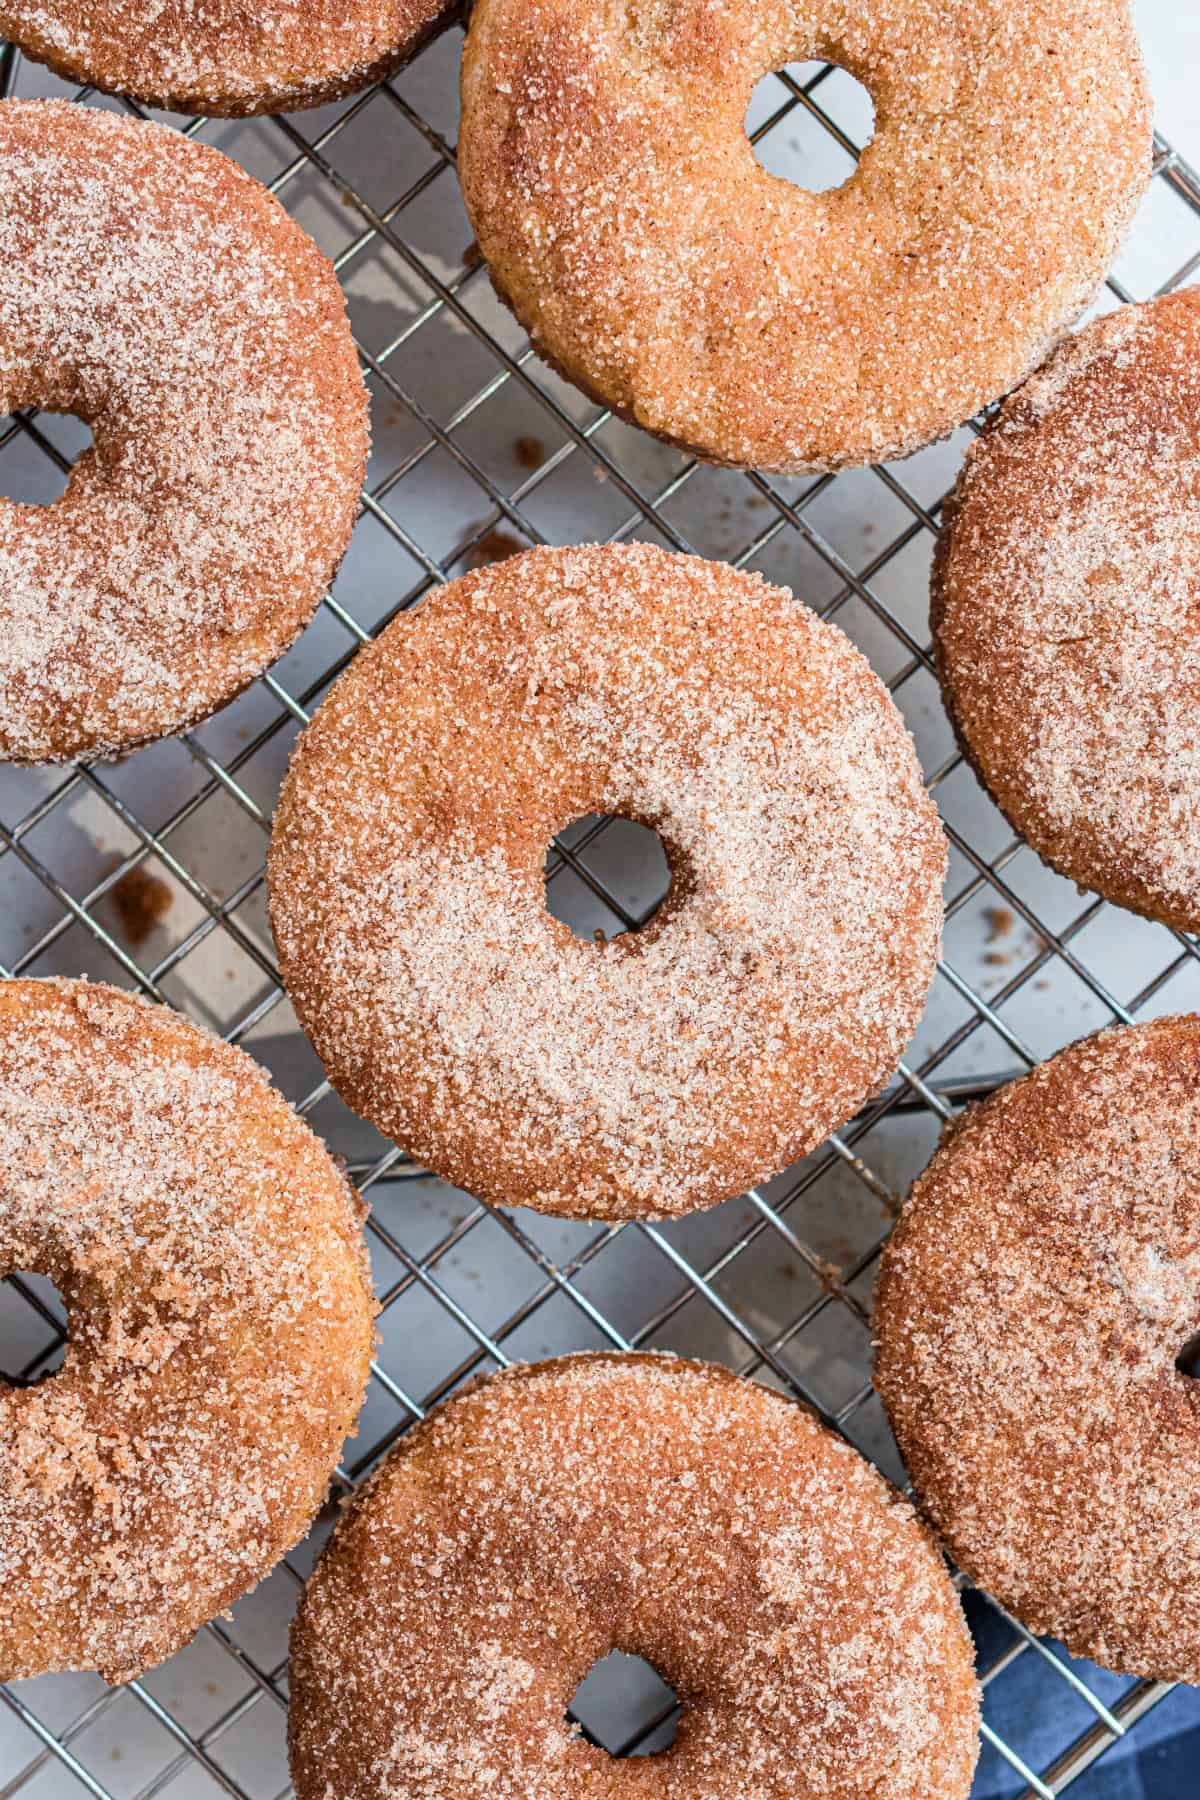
[0,27,1195,1800]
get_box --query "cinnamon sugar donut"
[875,1016,1200,1683]
[0,2,453,117]
[933,291,1200,932]
[289,1353,980,1799]
[0,978,376,1686]
[459,0,1151,473]
[267,543,945,1221]
[0,101,368,764]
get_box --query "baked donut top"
[459,0,1151,471]
[268,544,945,1218]
[934,290,1200,931]
[0,1,449,116]
[289,1354,979,1800]
[0,979,376,1684]
[0,101,368,762]
[875,1016,1200,1683]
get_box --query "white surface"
[1138,0,1200,148]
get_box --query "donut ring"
[0,102,368,764]
[267,544,945,1220]
[933,291,1200,932]
[289,1353,980,1799]
[875,1016,1200,1683]
[459,0,1151,472]
[0,1,455,117]
[0,979,376,1686]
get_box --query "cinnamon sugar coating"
[0,101,368,763]
[875,1016,1200,1683]
[933,291,1200,932]
[459,0,1151,473]
[289,1353,980,1799]
[0,1,454,117]
[267,544,945,1220]
[0,979,376,1686]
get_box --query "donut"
[933,291,1200,932]
[0,101,368,764]
[0,978,376,1686]
[875,1016,1200,1683]
[458,0,1151,473]
[267,543,945,1220]
[0,1,454,117]
[289,1353,980,1799]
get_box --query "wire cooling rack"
[0,21,1198,1799]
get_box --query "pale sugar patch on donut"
[0,101,368,762]
[268,543,946,1220]
[875,1015,1200,1684]
[933,290,1200,931]
[0,978,376,1685]
[288,1353,980,1799]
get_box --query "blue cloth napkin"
[966,1593,1200,1797]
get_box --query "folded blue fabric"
[966,1594,1200,1797]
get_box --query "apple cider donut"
[267,543,945,1220]
[0,979,376,1686]
[933,291,1200,932]
[0,1,454,117]
[0,101,368,763]
[875,1016,1200,1683]
[289,1353,980,1799]
[459,0,1151,472]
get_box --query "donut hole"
[1176,1329,1200,1381]
[0,411,93,507]
[567,1651,680,1756]
[745,62,875,193]
[0,1268,69,1387]
[545,815,672,943]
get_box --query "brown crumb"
[983,905,1015,944]
[466,527,526,568]
[810,1253,843,1290]
[111,864,172,945]
[983,950,1009,967]
[462,239,483,270]
[514,435,546,471]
